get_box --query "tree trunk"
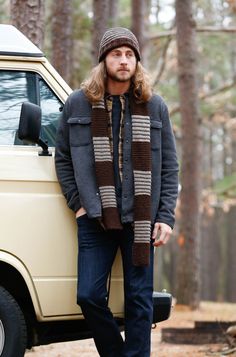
[108,0,119,27]
[231,124,236,172]
[10,0,44,49]
[200,206,222,301]
[51,0,73,86]
[223,125,228,176]
[175,0,201,308]
[209,121,214,187]
[230,36,236,172]
[225,206,236,302]
[131,0,147,61]
[92,0,109,64]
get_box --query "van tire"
[0,286,27,357]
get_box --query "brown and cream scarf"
[91,94,151,267]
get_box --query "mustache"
[118,67,130,71]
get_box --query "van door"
[0,69,81,318]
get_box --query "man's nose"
[120,54,128,64]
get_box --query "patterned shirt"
[105,94,126,182]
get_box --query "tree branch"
[149,26,236,40]
[151,36,172,87]
[169,79,236,116]
[151,21,176,87]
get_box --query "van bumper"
[153,291,172,323]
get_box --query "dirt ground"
[25,301,236,357]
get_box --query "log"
[162,327,226,344]
[161,321,236,345]
[195,321,236,330]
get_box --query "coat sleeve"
[54,97,81,213]
[155,100,179,228]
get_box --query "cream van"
[0,25,171,357]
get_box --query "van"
[0,25,171,357]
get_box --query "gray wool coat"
[55,89,179,228]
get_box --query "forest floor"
[25,301,236,357]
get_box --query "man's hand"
[75,207,86,218]
[151,222,172,247]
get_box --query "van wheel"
[0,286,27,357]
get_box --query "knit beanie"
[98,27,141,62]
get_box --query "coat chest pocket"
[67,117,92,146]
[150,120,162,149]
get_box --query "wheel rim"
[0,320,5,355]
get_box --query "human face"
[105,46,137,83]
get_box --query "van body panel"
[33,279,80,317]
[0,26,124,325]
[0,145,81,317]
[0,141,124,319]
[0,251,42,317]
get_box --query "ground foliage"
[25,302,236,356]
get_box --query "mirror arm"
[38,138,52,156]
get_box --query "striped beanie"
[98,27,141,62]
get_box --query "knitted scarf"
[91,94,151,266]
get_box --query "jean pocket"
[76,214,88,224]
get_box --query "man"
[55,27,178,357]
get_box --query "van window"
[39,77,62,147]
[0,70,62,147]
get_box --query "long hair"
[81,61,152,103]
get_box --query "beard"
[106,68,134,83]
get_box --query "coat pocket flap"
[67,117,91,124]
[151,120,162,129]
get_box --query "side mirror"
[18,102,51,156]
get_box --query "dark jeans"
[76,215,154,357]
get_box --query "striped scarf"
[91,94,151,266]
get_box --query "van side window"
[0,70,62,147]
[38,78,62,147]
[0,71,36,145]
